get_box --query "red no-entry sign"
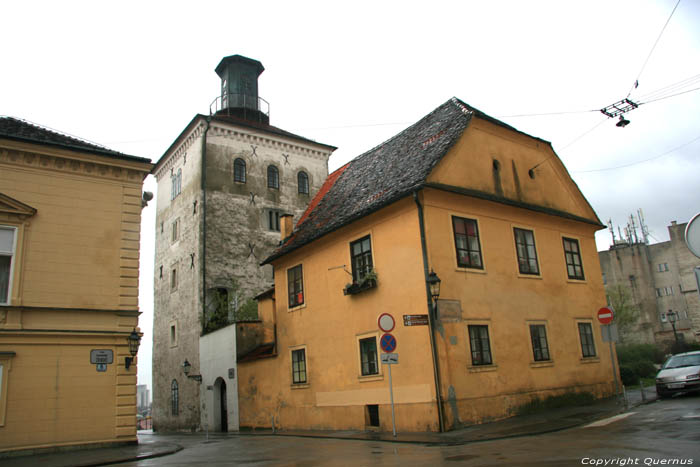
[597,307,614,325]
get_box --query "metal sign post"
[598,307,621,401]
[378,313,398,437]
[381,353,399,437]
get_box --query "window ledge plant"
[343,269,378,296]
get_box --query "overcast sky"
[3,1,699,394]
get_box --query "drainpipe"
[201,116,211,332]
[413,191,445,433]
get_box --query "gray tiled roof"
[262,98,475,264]
[0,116,151,163]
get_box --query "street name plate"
[403,314,429,326]
[90,349,114,364]
[381,353,399,364]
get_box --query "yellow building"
[0,117,152,453]
[237,98,616,433]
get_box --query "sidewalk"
[0,433,182,467]
[0,386,657,466]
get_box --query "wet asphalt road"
[121,393,699,466]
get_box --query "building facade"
[599,221,700,346]
[237,98,616,432]
[0,117,152,453]
[151,55,334,432]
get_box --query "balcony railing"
[210,93,270,121]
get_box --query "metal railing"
[210,93,270,119]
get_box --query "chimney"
[280,214,294,241]
[213,54,269,124]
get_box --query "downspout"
[413,190,445,433]
[201,117,211,333]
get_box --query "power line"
[496,109,597,118]
[627,0,681,97]
[558,118,609,151]
[638,73,700,101]
[640,86,700,105]
[573,133,700,174]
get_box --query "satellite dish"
[685,212,700,258]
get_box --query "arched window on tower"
[177,168,182,196]
[171,379,179,416]
[234,158,246,183]
[298,171,309,194]
[267,165,279,189]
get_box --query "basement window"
[366,404,379,427]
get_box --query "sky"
[3,0,699,395]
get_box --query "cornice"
[154,118,333,180]
[209,122,333,162]
[154,121,206,180]
[0,147,147,184]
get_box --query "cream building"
[151,55,334,432]
[0,117,152,454]
[599,220,700,346]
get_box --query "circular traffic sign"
[597,307,614,325]
[380,333,397,353]
[685,212,700,258]
[378,313,395,332]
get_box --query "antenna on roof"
[608,218,617,244]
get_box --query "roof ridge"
[344,98,469,167]
[0,116,122,154]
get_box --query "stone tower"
[151,55,335,432]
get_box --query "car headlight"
[686,373,700,381]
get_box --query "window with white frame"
[529,324,551,361]
[0,227,16,305]
[468,325,493,365]
[359,337,379,376]
[562,237,584,280]
[578,322,596,358]
[287,265,304,308]
[514,228,539,275]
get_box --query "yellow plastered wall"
[0,140,151,452]
[239,198,441,432]
[237,115,613,432]
[421,188,614,428]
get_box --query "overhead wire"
[626,0,681,97]
[572,133,700,173]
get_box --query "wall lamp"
[125,329,141,370]
[427,269,441,318]
[182,359,203,383]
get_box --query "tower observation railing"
[210,93,270,120]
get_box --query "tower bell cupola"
[212,54,270,124]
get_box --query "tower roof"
[215,54,264,77]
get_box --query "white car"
[655,350,700,398]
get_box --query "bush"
[631,360,657,378]
[616,343,665,365]
[619,366,636,386]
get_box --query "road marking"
[682,415,700,419]
[584,412,637,427]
